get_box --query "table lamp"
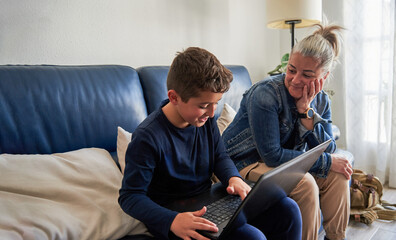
[266,0,322,49]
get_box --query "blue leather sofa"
[0,64,351,239]
[0,64,252,239]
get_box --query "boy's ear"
[168,90,180,105]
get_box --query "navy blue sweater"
[119,100,241,239]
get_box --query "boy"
[119,47,302,240]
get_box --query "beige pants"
[240,162,350,240]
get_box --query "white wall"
[0,0,283,83]
[322,0,347,148]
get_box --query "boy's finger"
[193,206,206,217]
[195,221,219,232]
[226,186,235,195]
[239,190,248,200]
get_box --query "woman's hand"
[170,207,218,240]
[296,78,324,113]
[295,78,324,130]
[330,153,353,180]
[226,177,251,200]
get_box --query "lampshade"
[266,0,322,29]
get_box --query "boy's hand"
[226,177,251,200]
[170,206,218,240]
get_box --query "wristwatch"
[297,108,314,119]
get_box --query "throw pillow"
[216,103,237,135]
[117,126,132,174]
[0,148,151,239]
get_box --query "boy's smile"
[164,90,223,128]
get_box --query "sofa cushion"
[137,66,169,115]
[0,65,147,155]
[0,148,151,239]
[216,65,252,118]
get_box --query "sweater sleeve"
[118,130,178,239]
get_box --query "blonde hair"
[292,24,344,75]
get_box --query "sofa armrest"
[332,125,354,166]
[332,125,341,141]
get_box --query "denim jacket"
[222,74,336,178]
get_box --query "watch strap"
[297,108,314,119]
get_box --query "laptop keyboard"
[202,182,255,226]
[203,194,242,225]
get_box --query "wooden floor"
[320,185,396,240]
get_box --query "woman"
[222,24,352,240]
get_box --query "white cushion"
[216,103,237,135]
[117,126,133,174]
[0,148,150,240]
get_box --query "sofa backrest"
[137,65,252,118]
[0,65,147,154]
[0,64,252,155]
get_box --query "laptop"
[166,139,331,240]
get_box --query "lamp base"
[285,20,302,49]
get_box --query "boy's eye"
[199,102,218,109]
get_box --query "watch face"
[307,108,314,118]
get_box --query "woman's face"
[285,52,326,100]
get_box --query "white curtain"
[343,0,396,187]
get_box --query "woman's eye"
[287,68,296,74]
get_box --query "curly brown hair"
[167,47,233,102]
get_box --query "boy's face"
[176,90,223,128]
